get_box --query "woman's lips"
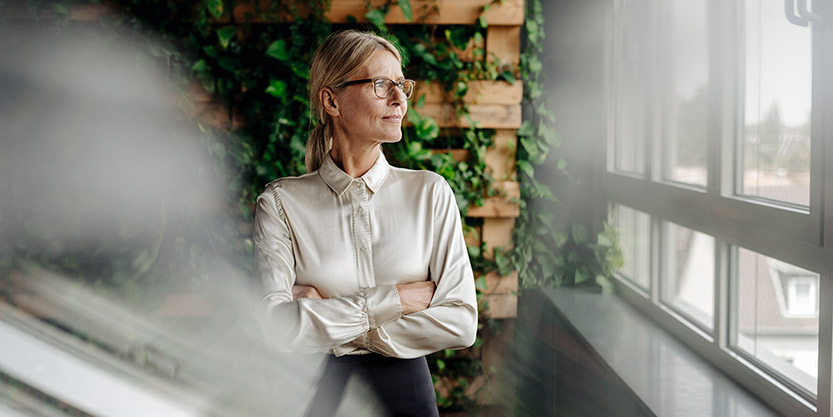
[382,115,402,123]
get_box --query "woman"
[252,30,477,416]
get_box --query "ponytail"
[305,123,331,172]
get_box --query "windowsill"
[527,287,781,417]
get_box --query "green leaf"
[495,251,513,276]
[416,93,426,109]
[567,251,580,265]
[415,118,439,140]
[203,46,218,59]
[217,56,236,73]
[265,79,287,99]
[475,275,488,291]
[517,120,535,137]
[574,268,587,284]
[572,223,589,245]
[265,39,290,61]
[291,63,310,80]
[205,0,224,20]
[191,59,207,72]
[517,160,534,179]
[217,26,237,49]
[398,0,413,22]
[365,9,386,29]
[596,232,612,247]
[478,15,488,29]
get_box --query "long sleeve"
[252,185,402,353]
[362,180,478,358]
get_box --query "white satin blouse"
[252,150,478,358]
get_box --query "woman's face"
[331,49,408,145]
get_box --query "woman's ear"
[321,87,340,118]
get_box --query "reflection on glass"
[662,0,708,187]
[660,222,714,330]
[733,247,818,396]
[611,204,651,290]
[740,0,812,206]
[611,0,648,176]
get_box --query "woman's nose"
[389,86,406,105]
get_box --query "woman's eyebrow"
[374,75,406,81]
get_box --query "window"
[732,247,819,397]
[739,0,813,206]
[606,0,830,415]
[610,204,651,291]
[660,221,715,332]
[660,0,709,188]
[609,0,649,176]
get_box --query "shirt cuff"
[364,284,401,329]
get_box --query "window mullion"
[821,0,833,251]
[714,240,730,349]
[649,214,661,304]
[816,270,833,417]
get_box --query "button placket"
[351,180,375,291]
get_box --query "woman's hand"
[292,285,324,300]
[396,281,436,315]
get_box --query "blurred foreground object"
[0,18,382,417]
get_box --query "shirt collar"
[318,150,391,196]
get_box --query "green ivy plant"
[509,0,623,291]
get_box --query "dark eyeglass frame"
[340,77,416,99]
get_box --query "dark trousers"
[306,354,439,417]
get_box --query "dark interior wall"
[535,0,611,232]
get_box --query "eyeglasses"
[340,77,416,99]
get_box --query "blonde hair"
[305,30,403,172]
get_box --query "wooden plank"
[479,294,517,318]
[70,2,117,21]
[467,181,520,218]
[192,101,231,130]
[419,103,521,129]
[486,26,522,66]
[482,217,515,259]
[189,81,214,103]
[464,224,482,249]
[234,0,524,25]
[429,148,470,162]
[478,271,518,295]
[413,80,522,105]
[486,129,517,180]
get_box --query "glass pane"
[611,0,648,176]
[660,222,714,330]
[611,204,651,290]
[661,0,709,187]
[739,0,812,206]
[733,247,818,396]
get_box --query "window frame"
[605,0,833,416]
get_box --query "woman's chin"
[378,133,403,144]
